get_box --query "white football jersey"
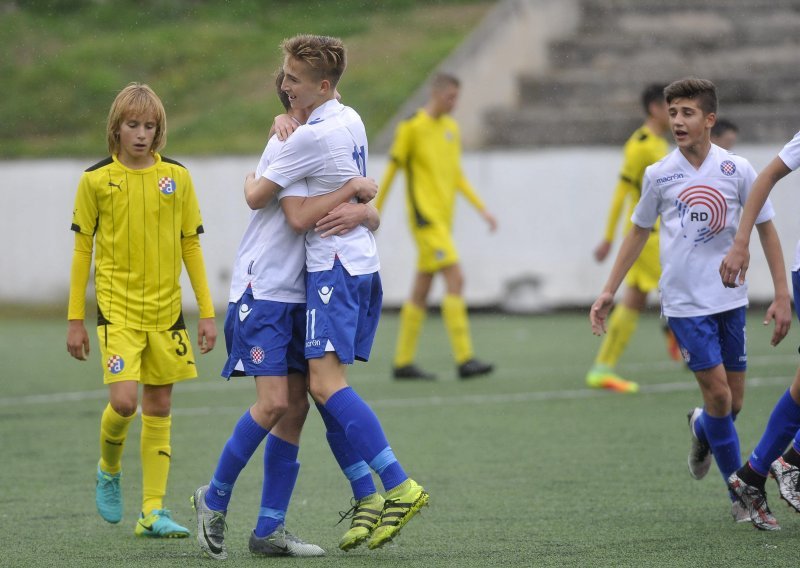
[633,144,775,317]
[776,130,800,271]
[263,99,380,275]
[227,135,308,304]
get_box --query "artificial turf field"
[4,309,800,567]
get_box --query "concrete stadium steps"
[485,103,800,148]
[483,0,800,147]
[517,66,800,108]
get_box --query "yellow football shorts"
[413,223,459,273]
[624,231,661,293]
[97,324,198,385]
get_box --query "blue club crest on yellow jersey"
[159,176,176,195]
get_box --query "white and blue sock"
[255,434,299,538]
[206,411,268,512]
[325,387,408,491]
[702,411,741,482]
[316,402,376,499]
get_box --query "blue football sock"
[255,434,300,538]
[325,387,408,492]
[205,410,268,512]
[316,402,376,500]
[702,411,741,482]
[749,389,800,476]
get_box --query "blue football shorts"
[666,306,747,372]
[792,270,800,324]
[304,259,383,364]
[221,288,307,379]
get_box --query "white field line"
[1,355,795,413]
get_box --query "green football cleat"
[585,368,639,393]
[337,493,385,551]
[95,464,122,524]
[367,479,429,550]
[135,509,190,538]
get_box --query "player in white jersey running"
[244,35,429,552]
[590,77,790,525]
[718,128,800,530]
[192,71,380,560]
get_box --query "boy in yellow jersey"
[587,83,671,393]
[377,72,498,380]
[66,83,217,537]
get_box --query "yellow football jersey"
[70,154,205,331]
[377,109,485,229]
[603,125,669,241]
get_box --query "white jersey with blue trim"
[776,130,800,271]
[263,99,380,276]
[633,143,775,317]
[228,135,308,304]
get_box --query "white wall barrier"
[3,146,797,313]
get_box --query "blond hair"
[106,82,167,155]
[281,34,346,86]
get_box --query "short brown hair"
[664,77,717,115]
[431,72,460,91]
[281,34,346,87]
[106,82,167,155]
[274,69,291,111]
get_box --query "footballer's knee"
[702,388,732,415]
[288,392,310,419]
[110,398,138,417]
[252,396,289,425]
[730,389,744,417]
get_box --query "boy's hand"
[482,209,498,232]
[197,318,217,354]
[273,114,298,141]
[589,292,614,335]
[594,239,612,262]
[764,296,791,346]
[719,243,749,288]
[67,319,90,361]
[316,203,366,237]
[354,177,378,203]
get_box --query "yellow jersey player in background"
[587,83,671,393]
[66,83,217,537]
[377,72,497,380]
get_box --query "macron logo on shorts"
[318,286,334,305]
[239,304,252,322]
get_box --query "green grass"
[1,0,493,158]
[4,309,800,566]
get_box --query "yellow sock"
[140,414,172,514]
[394,302,426,367]
[99,403,134,474]
[594,304,639,369]
[442,294,473,365]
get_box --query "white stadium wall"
[3,146,798,313]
